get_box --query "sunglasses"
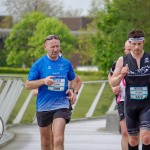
[44,35,60,42]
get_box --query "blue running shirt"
[28,55,76,111]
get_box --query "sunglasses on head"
[44,35,60,42]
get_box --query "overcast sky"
[0,0,6,15]
[0,0,91,16]
[63,0,91,16]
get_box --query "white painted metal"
[72,84,84,110]
[0,80,12,109]
[86,83,106,118]
[13,90,33,124]
[0,77,24,125]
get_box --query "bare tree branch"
[4,0,64,22]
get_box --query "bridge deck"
[0,118,122,150]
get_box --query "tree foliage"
[5,12,46,67]
[93,0,150,76]
[88,0,104,17]
[5,12,76,67]
[76,21,96,66]
[28,17,76,63]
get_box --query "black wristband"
[74,91,78,94]
[69,88,74,92]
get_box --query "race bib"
[48,78,65,91]
[130,86,148,100]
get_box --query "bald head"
[124,40,131,55]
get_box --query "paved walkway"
[0,118,122,150]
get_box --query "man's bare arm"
[108,73,121,95]
[110,56,129,87]
[110,57,124,87]
[25,76,55,90]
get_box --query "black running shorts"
[125,100,150,136]
[116,101,125,121]
[36,108,72,127]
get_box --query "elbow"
[111,81,118,87]
[109,79,115,87]
[78,81,82,87]
[25,84,31,90]
[25,81,32,90]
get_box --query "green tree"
[5,12,46,67]
[93,0,150,76]
[72,0,105,67]
[0,48,7,66]
[28,17,76,63]
[76,21,96,66]
[88,0,104,17]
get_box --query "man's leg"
[128,135,140,150]
[50,124,54,150]
[139,105,150,150]
[140,130,150,150]
[120,118,128,150]
[39,124,53,150]
[53,118,66,150]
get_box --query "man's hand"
[66,89,76,105]
[72,93,77,105]
[43,76,55,86]
[121,64,129,77]
[112,86,121,95]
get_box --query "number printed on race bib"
[48,78,65,91]
[130,86,148,100]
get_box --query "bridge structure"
[0,76,120,149]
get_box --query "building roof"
[59,17,93,31]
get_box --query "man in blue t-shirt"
[25,35,76,150]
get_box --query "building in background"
[59,17,93,35]
[0,16,93,68]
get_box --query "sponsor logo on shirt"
[128,65,150,76]
[144,57,149,63]
[48,66,52,69]
[58,64,64,70]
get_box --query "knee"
[129,136,139,146]
[141,134,150,145]
[121,129,128,137]
[41,137,50,147]
[54,136,64,146]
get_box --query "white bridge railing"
[0,77,116,126]
[0,76,24,126]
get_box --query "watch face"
[74,91,78,94]
[0,117,4,139]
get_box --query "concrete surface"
[0,117,123,150]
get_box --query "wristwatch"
[74,91,78,94]
[69,88,74,92]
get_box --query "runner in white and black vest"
[108,40,131,150]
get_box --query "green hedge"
[0,67,107,79]
[0,67,102,75]
[75,70,107,79]
[0,67,30,74]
